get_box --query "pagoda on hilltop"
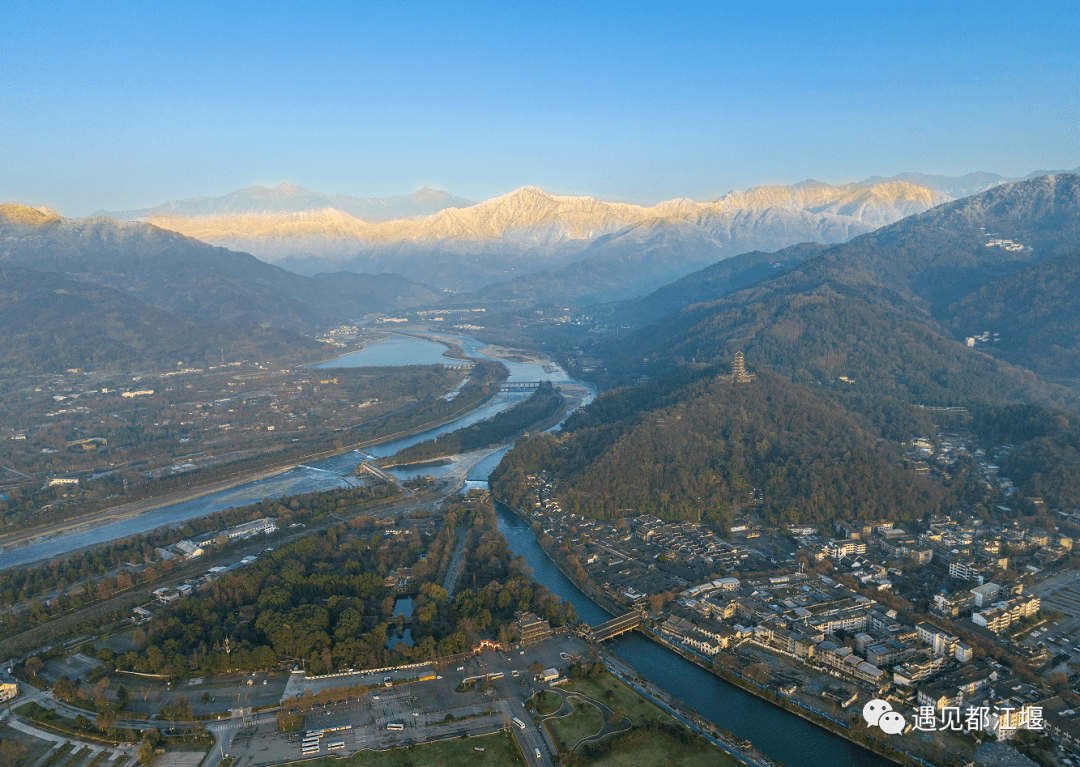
[731,352,755,383]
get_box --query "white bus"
[327,742,345,751]
[512,717,526,730]
[301,745,320,755]
[386,723,404,731]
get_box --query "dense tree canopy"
[111,499,574,680]
[493,369,955,526]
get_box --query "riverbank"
[0,386,507,562]
[497,496,922,767]
[644,631,925,767]
[377,382,588,469]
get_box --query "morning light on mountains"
[2,3,1079,767]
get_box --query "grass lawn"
[85,749,111,767]
[39,744,74,767]
[547,698,603,751]
[532,691,562,715]
[589,728,743,767]
[563,672,670,726]
[60,747,91,767]
[292,731,526,767]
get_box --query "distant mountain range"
[860,167,1080,200]
[96,183,475,222]
[104,180,946,297]
[0,204,439,336]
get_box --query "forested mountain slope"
[491,369,957,527]
[0,267,324,372]
[820,173,1080,307]
[942,250,1080,383]
[604,242,826,328]
[0,205,437,333]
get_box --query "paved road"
[442,528,468,596]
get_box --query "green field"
[547,698,604,751]
[563,672,670,725]
[589,728,743,767]
[292,731,526,767]
[532,690,563,715]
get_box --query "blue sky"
[2,1,1077,215]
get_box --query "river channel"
[493,502,896,767]
[1,334,590,569]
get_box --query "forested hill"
[491,369,962,528]
[489,176,1080,526]
[0,267,325,372]
[604,242,826,329]
[942,250,1080,383]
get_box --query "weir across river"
[498,380,544,392]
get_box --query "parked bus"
[327,742,345,751]
[386,723,404,731]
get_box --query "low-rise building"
[131,606,152,622]
[539,668,560,683]
[934,591,974,617]
[971,595,1040,634]
[175,540,204,559]
[227,517,278,539]
[969,582,1004,608]
[829,539,867,559]
[916,622,961,658]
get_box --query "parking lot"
[215,634,590,767]
[1028,571,1080,669]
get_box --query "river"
[1,333,591,568]
[493,502,896,767]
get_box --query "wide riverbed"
[1,334,593,568]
